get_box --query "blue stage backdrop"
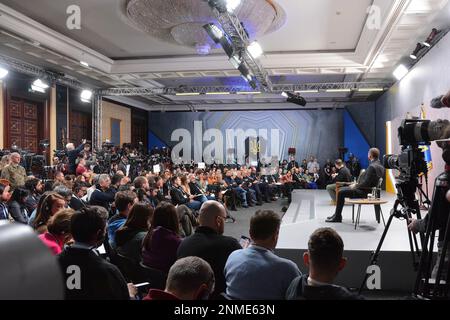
[148,110,344,165]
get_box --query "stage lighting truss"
[97,82,393,96]
[203,0,273,92]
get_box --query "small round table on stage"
[345,198,388,229]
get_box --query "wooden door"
[69,110,92,145]
[6,98,39,153]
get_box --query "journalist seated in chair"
[144,256,215,300]
[286,228,363,300]
[326,159,353,202]
[326,148,384,223]
[170,176,202,211]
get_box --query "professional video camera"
[361,117,450,299]
[384,119,449,182]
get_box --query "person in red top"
[76,158,88,176]
[38,208,75,255]
[144,256,215,300]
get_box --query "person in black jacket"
[58,206,135,300]
[286,228,363,300]
[8,187,29,224]
[24,178,43,214]
[326,148,385,223]
[170,176,202,211]
[89,174,117,213]
[69,182,88,210]
[326,159,353,201]
[66,140,86,174]
[177,201,241,299]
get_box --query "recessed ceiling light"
[80,61,89,67]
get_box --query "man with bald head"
[177,200,241,299]
[1,152,26,189]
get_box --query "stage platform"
[274,190,429,292]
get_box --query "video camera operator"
[66,139,86,174]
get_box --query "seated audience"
[224,210,301,300]
[116,202,153,264]
[70,182,88,210]
[108,190,137,249]
[0,179,12,221]
[89,174,116,211]
[39,209,75,255]
[58,206,134,300]
[142,202,182,273]
[326,159,352,201]
[8,187,29,224]
[24,178,43,214]
[32,192,67,234]
[177,200,241,299]
[144,256,215,300]
[286,228,363,300]
[170,176,202,211]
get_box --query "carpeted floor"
[223,198,288,241]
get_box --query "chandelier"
[126,0,286,55]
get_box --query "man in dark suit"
[58,206,134,300]
[326,159,353,201]
[177,201,241,299]
[326,148,385,223]
[69,182,88,210]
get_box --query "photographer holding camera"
[66,139,86,174]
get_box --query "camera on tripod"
[384,119,450,181]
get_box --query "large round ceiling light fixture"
[126,0,286,55]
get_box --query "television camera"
[361,118,450,299]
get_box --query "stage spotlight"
[247,41,263,59]
[80,89,93,103]
[229,54,241,69]
[203,23,224,43]
[410,43,424,60]
[206,0,241,13]
[0,67,8,79]
[393,64,409,81]
[423,28,438,47]
[31,79,49,93]
[283,91,307,107]
[226,0,241,12]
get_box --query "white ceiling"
[0,0,449,111]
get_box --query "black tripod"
[413,159,450,299]
[359,177,427,293]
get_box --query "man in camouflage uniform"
[1,152,26,189]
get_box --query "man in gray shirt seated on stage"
[286,228,363,300]
[224,210,301,300]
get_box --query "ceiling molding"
[0,3,113,72]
